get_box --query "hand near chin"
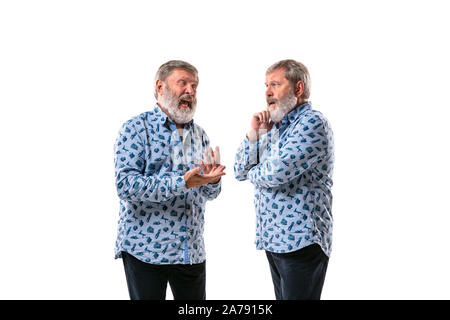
[247,110,274,141]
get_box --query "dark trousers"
[121,251,206,300]
[265,244,329,300]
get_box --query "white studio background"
[0,0,449,299]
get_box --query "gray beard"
[160,86,197,124]
[269,91,298,123]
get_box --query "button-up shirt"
[114,104,221,264]
[234,102,334,256]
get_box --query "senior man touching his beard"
[234,60,334,300]
[114,60,225,300]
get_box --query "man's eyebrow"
[178,77,198,83]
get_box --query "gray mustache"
[179,94,195,102]
[267,97,278,104]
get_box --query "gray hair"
[154,60,198,99]
[266,59,311,100]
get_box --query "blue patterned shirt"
[114,104,221,264]
[234,102,334,257]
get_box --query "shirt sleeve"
[248,116,330,189]
[114,121,187,202]
[233,136,259,181]
[200,179,222,201]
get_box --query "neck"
[295,99,308,107]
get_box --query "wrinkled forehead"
[166,68,198,82]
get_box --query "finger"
[204,149,211,165]
[207,148,214,168]
[259,112,265,123]
[265,110,271,123]
[209,147,216,167]
[217,165,226,174]
[256,112,263,124]
[213,164,225,171]
[208,147,214,169]
[207,148,212,165]
[203,151,212,175]
[203,171,226,180]
[209,165,226,176]
[211,171,226,178]
[198,158,207,173]
[214,146,220,164]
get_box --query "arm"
[248,117,330,188]
[233,136,259,181]
[114,121,187,202]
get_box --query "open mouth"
[179,100,191,109]
[267,98,277,108]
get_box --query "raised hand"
[198,146,223,184]
[185,146,225,189]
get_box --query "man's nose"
[266,87,273,97]
[184,84,195,96]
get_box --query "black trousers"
[265,244,329,300]
[121,251,206,300]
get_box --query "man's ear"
[156,79,164,98]
[295,80,304,98]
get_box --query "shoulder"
[298,108,332,133]
[119,111,152,134]
[126,111,152,128]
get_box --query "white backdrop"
[1,0,449,299]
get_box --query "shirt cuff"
[207,179,222,187]
[173,175,188,195]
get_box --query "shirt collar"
[150,103,194,131]
[280,101,312,128]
